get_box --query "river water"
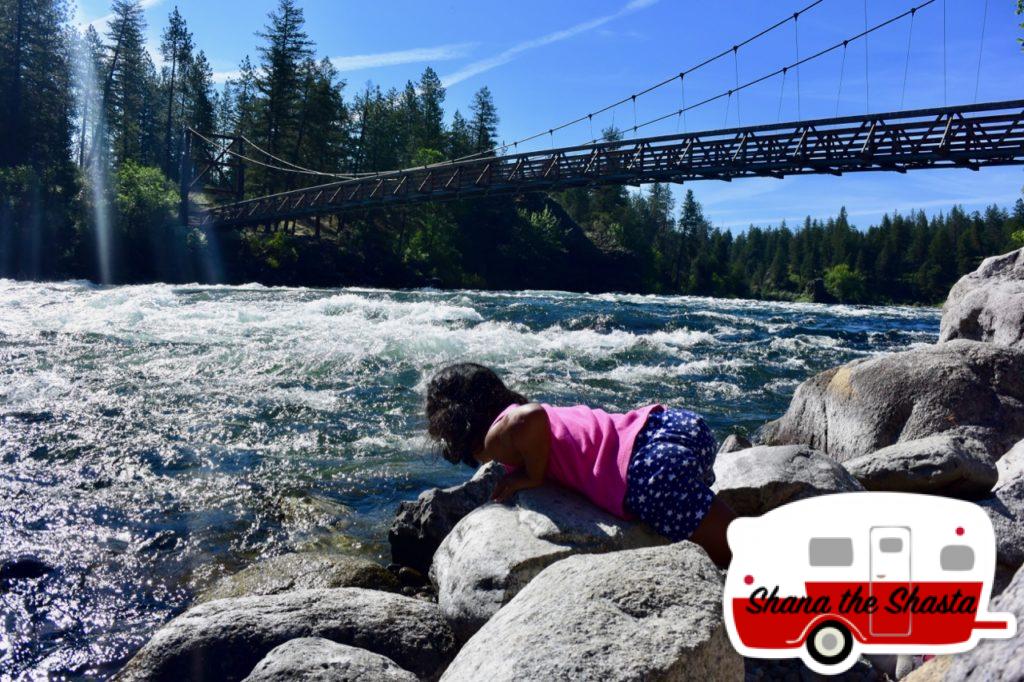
[0,279,939,678]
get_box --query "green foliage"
[824,263,867,303]
[246,229,299,270]
[114,161,177,232]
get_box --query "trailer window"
[809,538,853,567]
[941,545,974,571]
[879,537,903,553]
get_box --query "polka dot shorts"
[624,408,717,542]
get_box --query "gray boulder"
[939,247,1024,349]
[116,588,456,682]
[760,340,1024,463]
[842,433,997,500]
[712,445,863,516]
[718,433,752,454]
[430,485,665,641]
[198,553,400,603]
[997,439,1024,488]
[243,638,416,682]
[441,543,742,681]
[944,562,1024,680]
[389,462,504,573]
[979,456,1024,579]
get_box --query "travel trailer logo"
[723,492,1016,675]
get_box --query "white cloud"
[440,0,660,88]
[78,0,166,34]
[331,43,475,73]
[211,42,475,84]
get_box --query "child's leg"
[689,497,736,568]
[625,408,735,568]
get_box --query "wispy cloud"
[212,42,475,84]
[78,0,166,34]
[440,0,660,89]
[332,43,475,73]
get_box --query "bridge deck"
[195,100,1024,229]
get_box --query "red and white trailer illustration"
[724,492,1016,675]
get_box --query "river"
[0,279,939,678]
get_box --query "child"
[425,362,736,567]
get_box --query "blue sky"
[76,0,1024,231]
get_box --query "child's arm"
[482,404,550,503]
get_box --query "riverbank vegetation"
[1,0,1023,303]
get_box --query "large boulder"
[242,638,416,682]
[116,588,456,682]
[440,543,742,681]
[943,562,1024,680]
[389,462,504,573]
[842,433,997,500]
[198,553,400,603]
[712,445,863,515]
[939,247,1024,349]
[979,453,1024,581]
[430,485,665,641]
[759,340,1024,463]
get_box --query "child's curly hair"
[426,363,527,468]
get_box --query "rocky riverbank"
[118,248,1024,681]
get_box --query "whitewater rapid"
[0,279,939,677]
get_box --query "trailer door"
[869,527,912,636]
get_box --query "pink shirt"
[492,403,662,519]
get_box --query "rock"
[804,278,838,304]
[745,655,887,681]
[441,543,742,681]
[712,445,863,516]
[979,458,1024,576]
[0,556,52,584]
[197,553,400,603]
[116,588,456,682]
[997,439,1024,488]
[242,637,416,682]
[939,247,1024,349]
[389,462,505,573]
[430,485,665,641]
[397,566,425,587]
[760,340,1024,463]
[718,433,752,454]
[902,655,954,682]
[842,433,997,500]
[943,563,1024,680]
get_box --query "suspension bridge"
[181,0,1024,230]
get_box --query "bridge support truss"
[194,100,1024,229]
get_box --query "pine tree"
[417,67,446,153]
[469,86,499,153]
[255,0,312,167]
[160,6,193,175]
[105,0,154,164]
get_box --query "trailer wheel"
[806,620,854,667]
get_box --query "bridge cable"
[836,40,848,117]
[676,75,686,132]
[441,0,827,164]
[900,8,916,109]
[734,47,742,126]
[239,135,370,179]
[794,13,802,120]
[942,0,947,106]
[188,129,359,181]
[974,0,989,103]
[864,0,870,114]
[592,0,937,141]
[778,67,788,122]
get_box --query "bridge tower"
[179,129,246,226]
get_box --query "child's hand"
[491,472,538,503]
